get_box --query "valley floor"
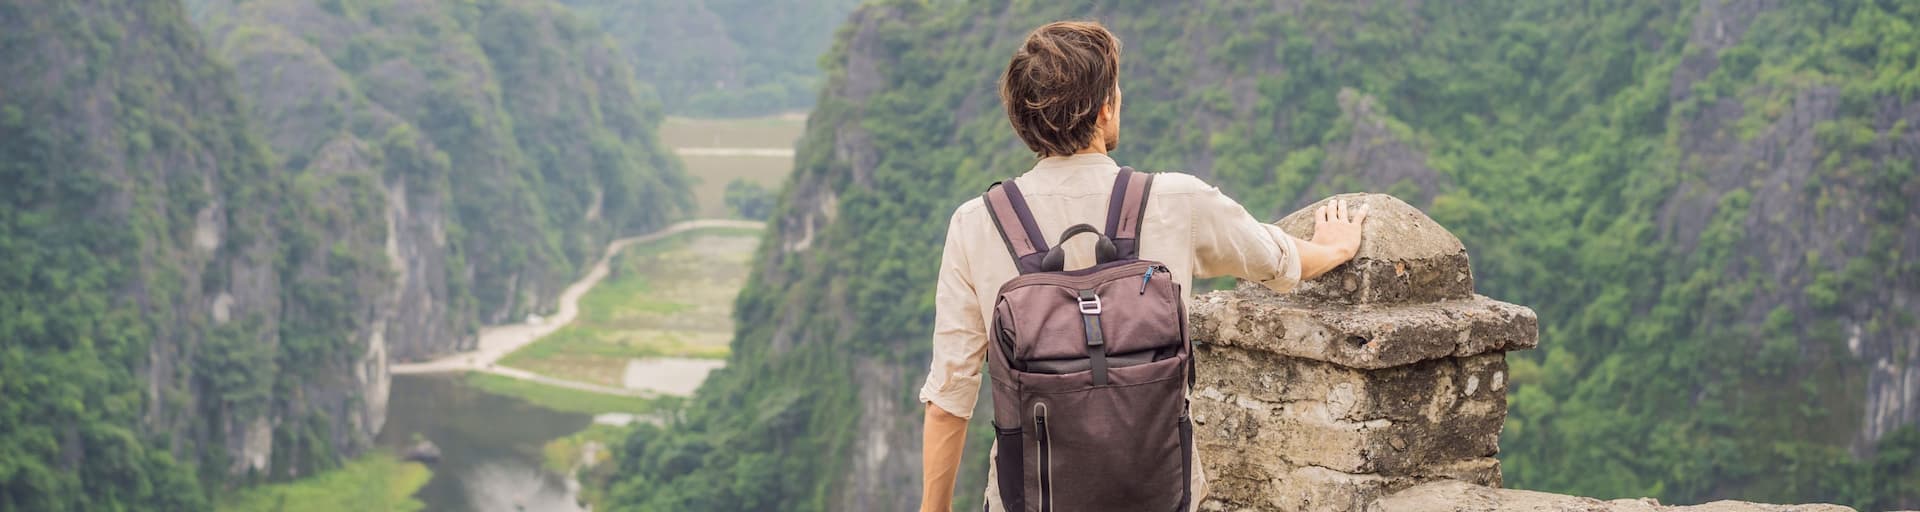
[390,218,764,396]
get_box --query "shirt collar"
[1026,153,1119,179]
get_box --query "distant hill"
[602,1,1920,510]
[560,0,862,116]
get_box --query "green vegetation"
[3,0,321,508]
[2,0,689,508]
[501,229,756,385]
[560,1,861,116]
[214,453,430,512]
[197,0,694,335]
[724,179,775,220]
[542,424,624,474]
[462,372,666,415]
[544,424,632,509]
[604,1,1920,510]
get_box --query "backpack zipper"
[1139,265,1169,294]
[998,260,1159,295]
[1034,403,1053,512]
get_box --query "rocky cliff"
[1,0,382,506]
[605,1,1920,510]
[0,0,689,506]
[192,0,692,361]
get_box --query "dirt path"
[391,219,764,395]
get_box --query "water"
[379,375,592,512]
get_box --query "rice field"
[663,114,805,219]
[499,229,760,387]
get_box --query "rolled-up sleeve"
[918,205,989,419]
[1189,180,1303,293]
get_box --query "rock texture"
[1193,195,1856,512]
[1191,194,1537,511]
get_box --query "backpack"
[983,167,1194,512]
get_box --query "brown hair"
[1001,21,1121,158]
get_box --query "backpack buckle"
[1077,291,1102,315]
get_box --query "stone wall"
[1189,194,1858,512]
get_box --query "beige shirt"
[919,153,1303,510]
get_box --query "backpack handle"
[1040,224,1118,272]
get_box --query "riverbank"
[462,372,667,415]
[215,452,430,512]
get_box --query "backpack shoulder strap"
[1104,166,1154,259]
[982,180,1049,274]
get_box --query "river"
[379,375,593,512]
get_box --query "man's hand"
[1311,198,1369,259]
[1293,198,1370,280]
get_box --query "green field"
[215,453,430,512]
[662,115,805,218]
[462,372,666,415]
[501,228,759,386]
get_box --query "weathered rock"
[403,439,442,464]
[1273,194,1473,306]
[1194,194,1535,511]
[1193,348,1508,475]
[1369,480,1857,512]
[1192,288,1537,370]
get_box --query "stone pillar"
[1189,194,1539,511]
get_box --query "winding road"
[390,219,765,396]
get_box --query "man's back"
[924,152,1311,510]
[937,153,1304,328]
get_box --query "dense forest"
[0,0,687,508]
[604,1,1920,510]
[559,0,862,116]
[189,0,694,357]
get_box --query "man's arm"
[1189,176,1370,290]
[919,204,989,512]
[1293,198,1369,279]
[921,403,969,512]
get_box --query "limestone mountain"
[0,0,688,508]
[192,0,693,360]
[604,1,1919,510]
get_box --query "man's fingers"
[1320,199,1376,224]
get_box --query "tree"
[724,178,773,220]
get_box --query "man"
[918,20,1369,511]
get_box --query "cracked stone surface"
[1193,194,1529,511]
[1274,194,1473,305]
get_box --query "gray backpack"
[983,167,1194,512]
